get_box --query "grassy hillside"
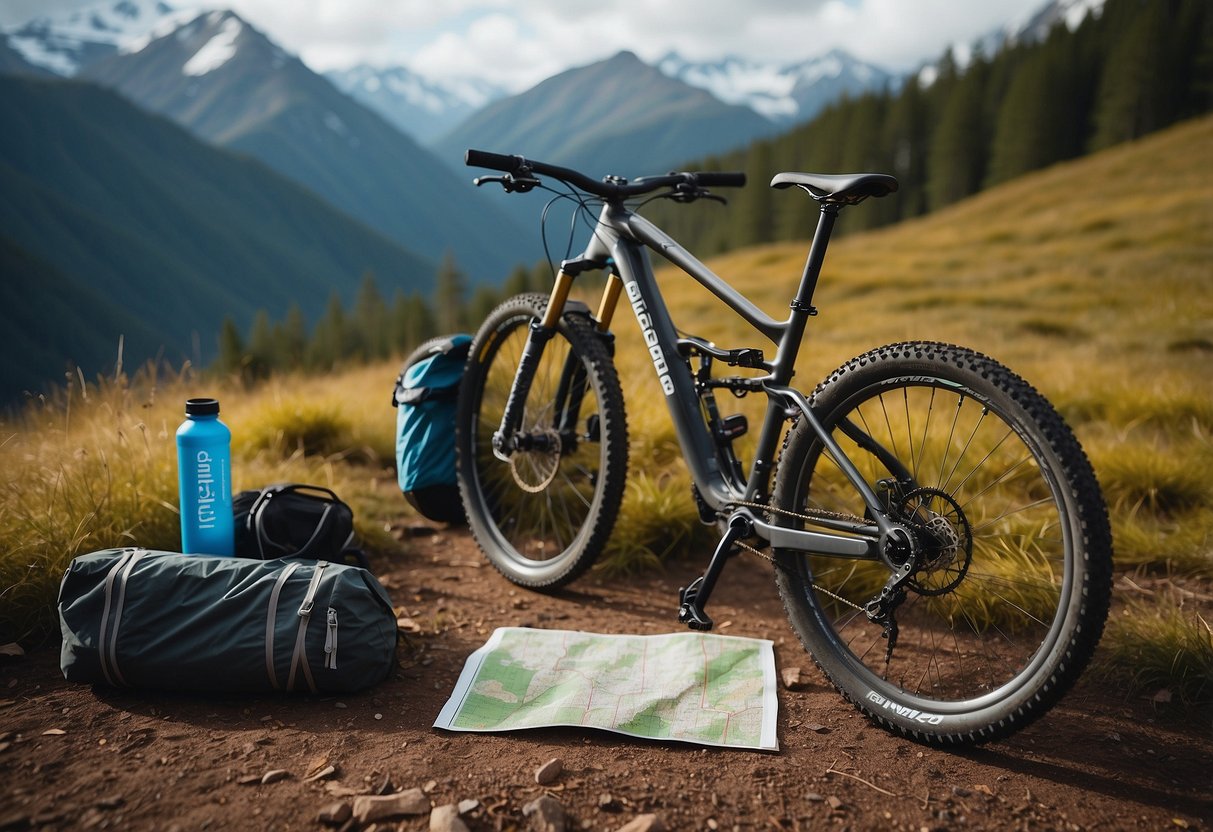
[2,115,1210,700]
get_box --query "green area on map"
[445,628,772,749]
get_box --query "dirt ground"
[2,524,1210,832]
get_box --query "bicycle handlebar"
[465,148,745,200]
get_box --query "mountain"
[941,0,1109,72]
[0,32,55,77]
[0,234,166,398]
[325,64,506,145]
[656,50,894,124]
[4,0,194,76]
[439,51,780,180]
[79,10,534,282]
[1016,0,1107,42]
[0,74,436,401]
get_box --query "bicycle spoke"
[914,387,937,484]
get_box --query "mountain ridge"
[439,50,781,179]
[0,74,437,401]
[78,9,535,281]
[325,64,506,145]
[656,49,894,124]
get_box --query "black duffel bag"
[233,483,366,566]
[59,548,397,694]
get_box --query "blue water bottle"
[176,397,234,555]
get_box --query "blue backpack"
[391,334,471,523]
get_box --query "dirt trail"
[2,527,1209,831]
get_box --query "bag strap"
[287,562,329,694]
[265,561,301,690]
[97,549,135,688]
[292,503,337,559]
[248,484,343,557]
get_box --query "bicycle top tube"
[465,149,746,202]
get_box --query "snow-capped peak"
[325,64,508,144]
[657,49,892,124]
[181,12,241,76]
[5,0,194,76]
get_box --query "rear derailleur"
[865,525,920,665]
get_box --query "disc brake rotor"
[896,486,973,595]
[509,429,562,493]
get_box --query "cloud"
[4,0,1048,86]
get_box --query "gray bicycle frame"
[558,198,894,560]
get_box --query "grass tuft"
[239,397,355,458]
[1092,595,1213,706]
[1094,442,1212,516]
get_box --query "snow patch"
[182,15,241,76]
[6,34,80,75]
[121,8,200,53]
[1063,0,1105,29]
[386,72,446,113]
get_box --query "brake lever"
[666,187,728,206]
[473,174,542,193]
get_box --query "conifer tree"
[468,285,501,331]
[926,57,990,210]
[216,316,244,376]
[529,261,554,293]
[883,78,930,219]
[434,251,468,334]
[503,264,532,297]
[307,293,351,370]
[276,303,307,370]
[732,141,776,248]
[1090,0,1189,150]
[245,310,275,379]
[352,272,388,361]
[390,291,435,356]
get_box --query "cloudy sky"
[2,0,1051,90]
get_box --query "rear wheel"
[455,294,628,589]
[772,342,1112,744]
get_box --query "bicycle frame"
[506,196,902,563]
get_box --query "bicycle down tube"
[509,199,890,561]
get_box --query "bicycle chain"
[727,499,868,613]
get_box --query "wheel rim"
[793,378,1075,711]
[470,315,605,571]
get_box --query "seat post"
[773,203,840,384]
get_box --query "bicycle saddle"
[770,172,899,205]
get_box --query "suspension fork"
[491,270,575,459]
[494,260,620,457]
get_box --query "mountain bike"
[455,149,1113,745]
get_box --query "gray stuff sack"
[58,548,397,694]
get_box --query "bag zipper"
[324,607,338,670]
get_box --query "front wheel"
[771,342,1112,745]
[455,294,628,589]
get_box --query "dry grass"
[2,116,1210,702]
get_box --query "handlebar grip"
[465,148,522,172]
[695,171,747,188]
